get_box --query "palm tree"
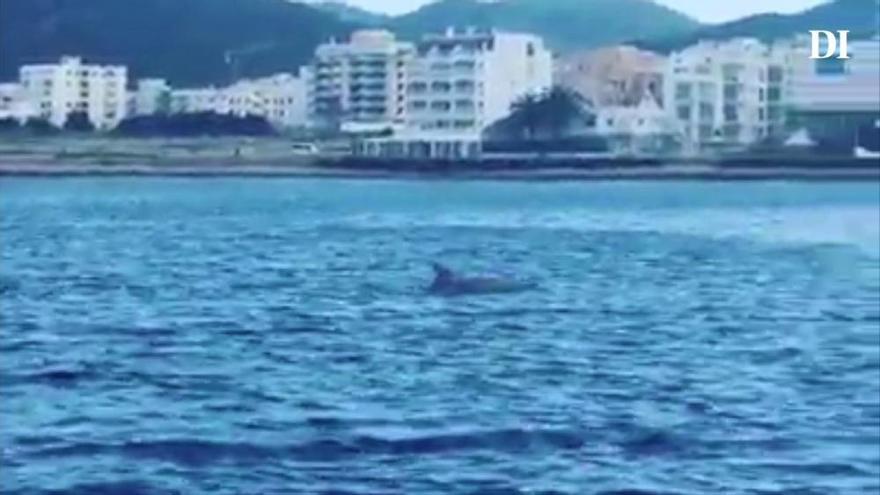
[542,86,591,138]
[494,86,592,141]
[510,92,542,140]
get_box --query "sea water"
[1,178,878,494]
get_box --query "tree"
[540,86,593,139]
[509,93,542,140]
[486,85,594,141]
[23,118,59,136]
[0,118,20,132]
[63,111,96,132]
[114,111,276,137]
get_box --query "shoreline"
[1,136,877,181]
[1,161,878,181]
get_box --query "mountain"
[0,0,354,86]
[390,0,700,51]
[307,1,389,26]
[636,0,879,52]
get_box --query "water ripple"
[1,178,878,494]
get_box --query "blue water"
[1,178,879,495]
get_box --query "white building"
[406,27,553,135]
[665,39,788,151]
[131,78,171,116]
[0,83,37,123]
[169,87,220,114]
[19,56,127,130]
[352,27,553,160]
[310,30,414,130]
[596,91,682,153]
[168,71,310,130]
[228,73,309,129]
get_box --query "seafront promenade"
[0,136,878,180]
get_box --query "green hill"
[4,0,870,87]
[636,0,880,52]
[0,0,354,86]
[309,1,389,26]
[390,0,700,51]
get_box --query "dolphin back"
[427,263,535,296]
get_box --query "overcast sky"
[338,0,827,23]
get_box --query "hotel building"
[353,28,553,159]
[310,30,414,130]
[405,27,553,134]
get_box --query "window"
[767,87,782,102]
[676,105,690,120]
[722,63,742,81]
[675,82,691,99]
[430,101,451,111]
[455,80,475,92]
[723,84,740,100]
[723,104,738,122]
[698,103,713,120]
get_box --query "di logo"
[809,30,850,60]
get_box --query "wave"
[30,428,586,467]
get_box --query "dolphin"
[427,263,536,296]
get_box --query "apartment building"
[665,39,788,151]
[405,27,553,135]
[19,56,127,130]
[556,46,665,108]
[310,30,414,130]
[353,28,553,159]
